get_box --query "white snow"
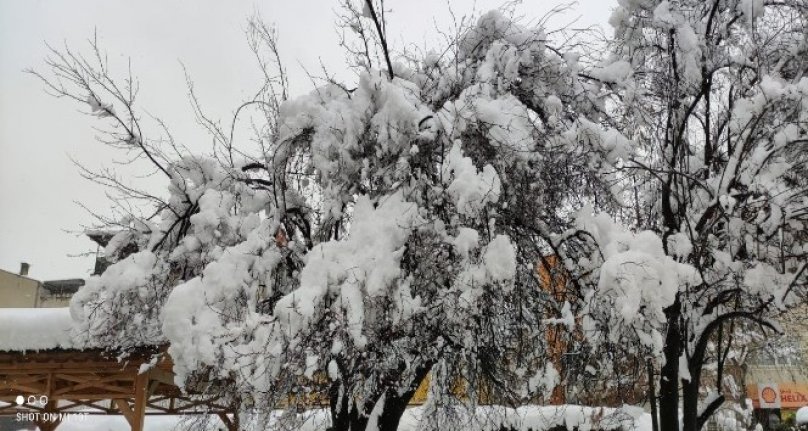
[797,406,808,424]
[544,301,575,331]
[482,234,517,283]
[21,414,221,431]
[0,308,76,351]
[576,208,702,353]
[675,23,702,85]
[666,232,693,259]
[70,250,165,348]
[366,392,386,431]
[458,10,544,61]
[590,60,632,84]
[652,2,675,26]
[7,405,653,431]
[737,0,765,22]
[452,227,480,259]
[473,95,535,152]
[527,363,560,398]
[443,141,502,217]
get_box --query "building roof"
[42,278,85,295]
[85,228,120,247]
[0,267,39,284]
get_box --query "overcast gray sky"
[0,0,612,281]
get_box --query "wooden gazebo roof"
[0,346,237,431]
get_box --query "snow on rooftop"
[0,307,77,351]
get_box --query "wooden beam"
[114,399,136,427]
[58,399,117,413]
[0,382,46,393]
[46,371,54,398]
[132,373,148,431]
[52,373,135,396]
[1,346,235,428]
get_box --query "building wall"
[38,295,72,308]
[0,269,40,308]
[744,303,808,413]
[781,303,808,366]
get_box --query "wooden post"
[35,399,62,431]
[114,399,136,427]
[132,373,148,431]
[35,420,62,431]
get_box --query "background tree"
[544,1,808,431]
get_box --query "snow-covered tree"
[35,1,808,430]
[35,4,620,430]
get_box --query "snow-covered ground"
[10,415,188,431]
[6,405,654,431]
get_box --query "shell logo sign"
[749,382,808,409]
[760,384,781,408]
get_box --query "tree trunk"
[647,359,659,431]
[682,380,700,431]
[684,341,723,431]
[329,363,431,431]
[348,400,369,431]
[329,381,351,431]
[376,392,414,431]
[659,299,681,431]
[343,390,413,431]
